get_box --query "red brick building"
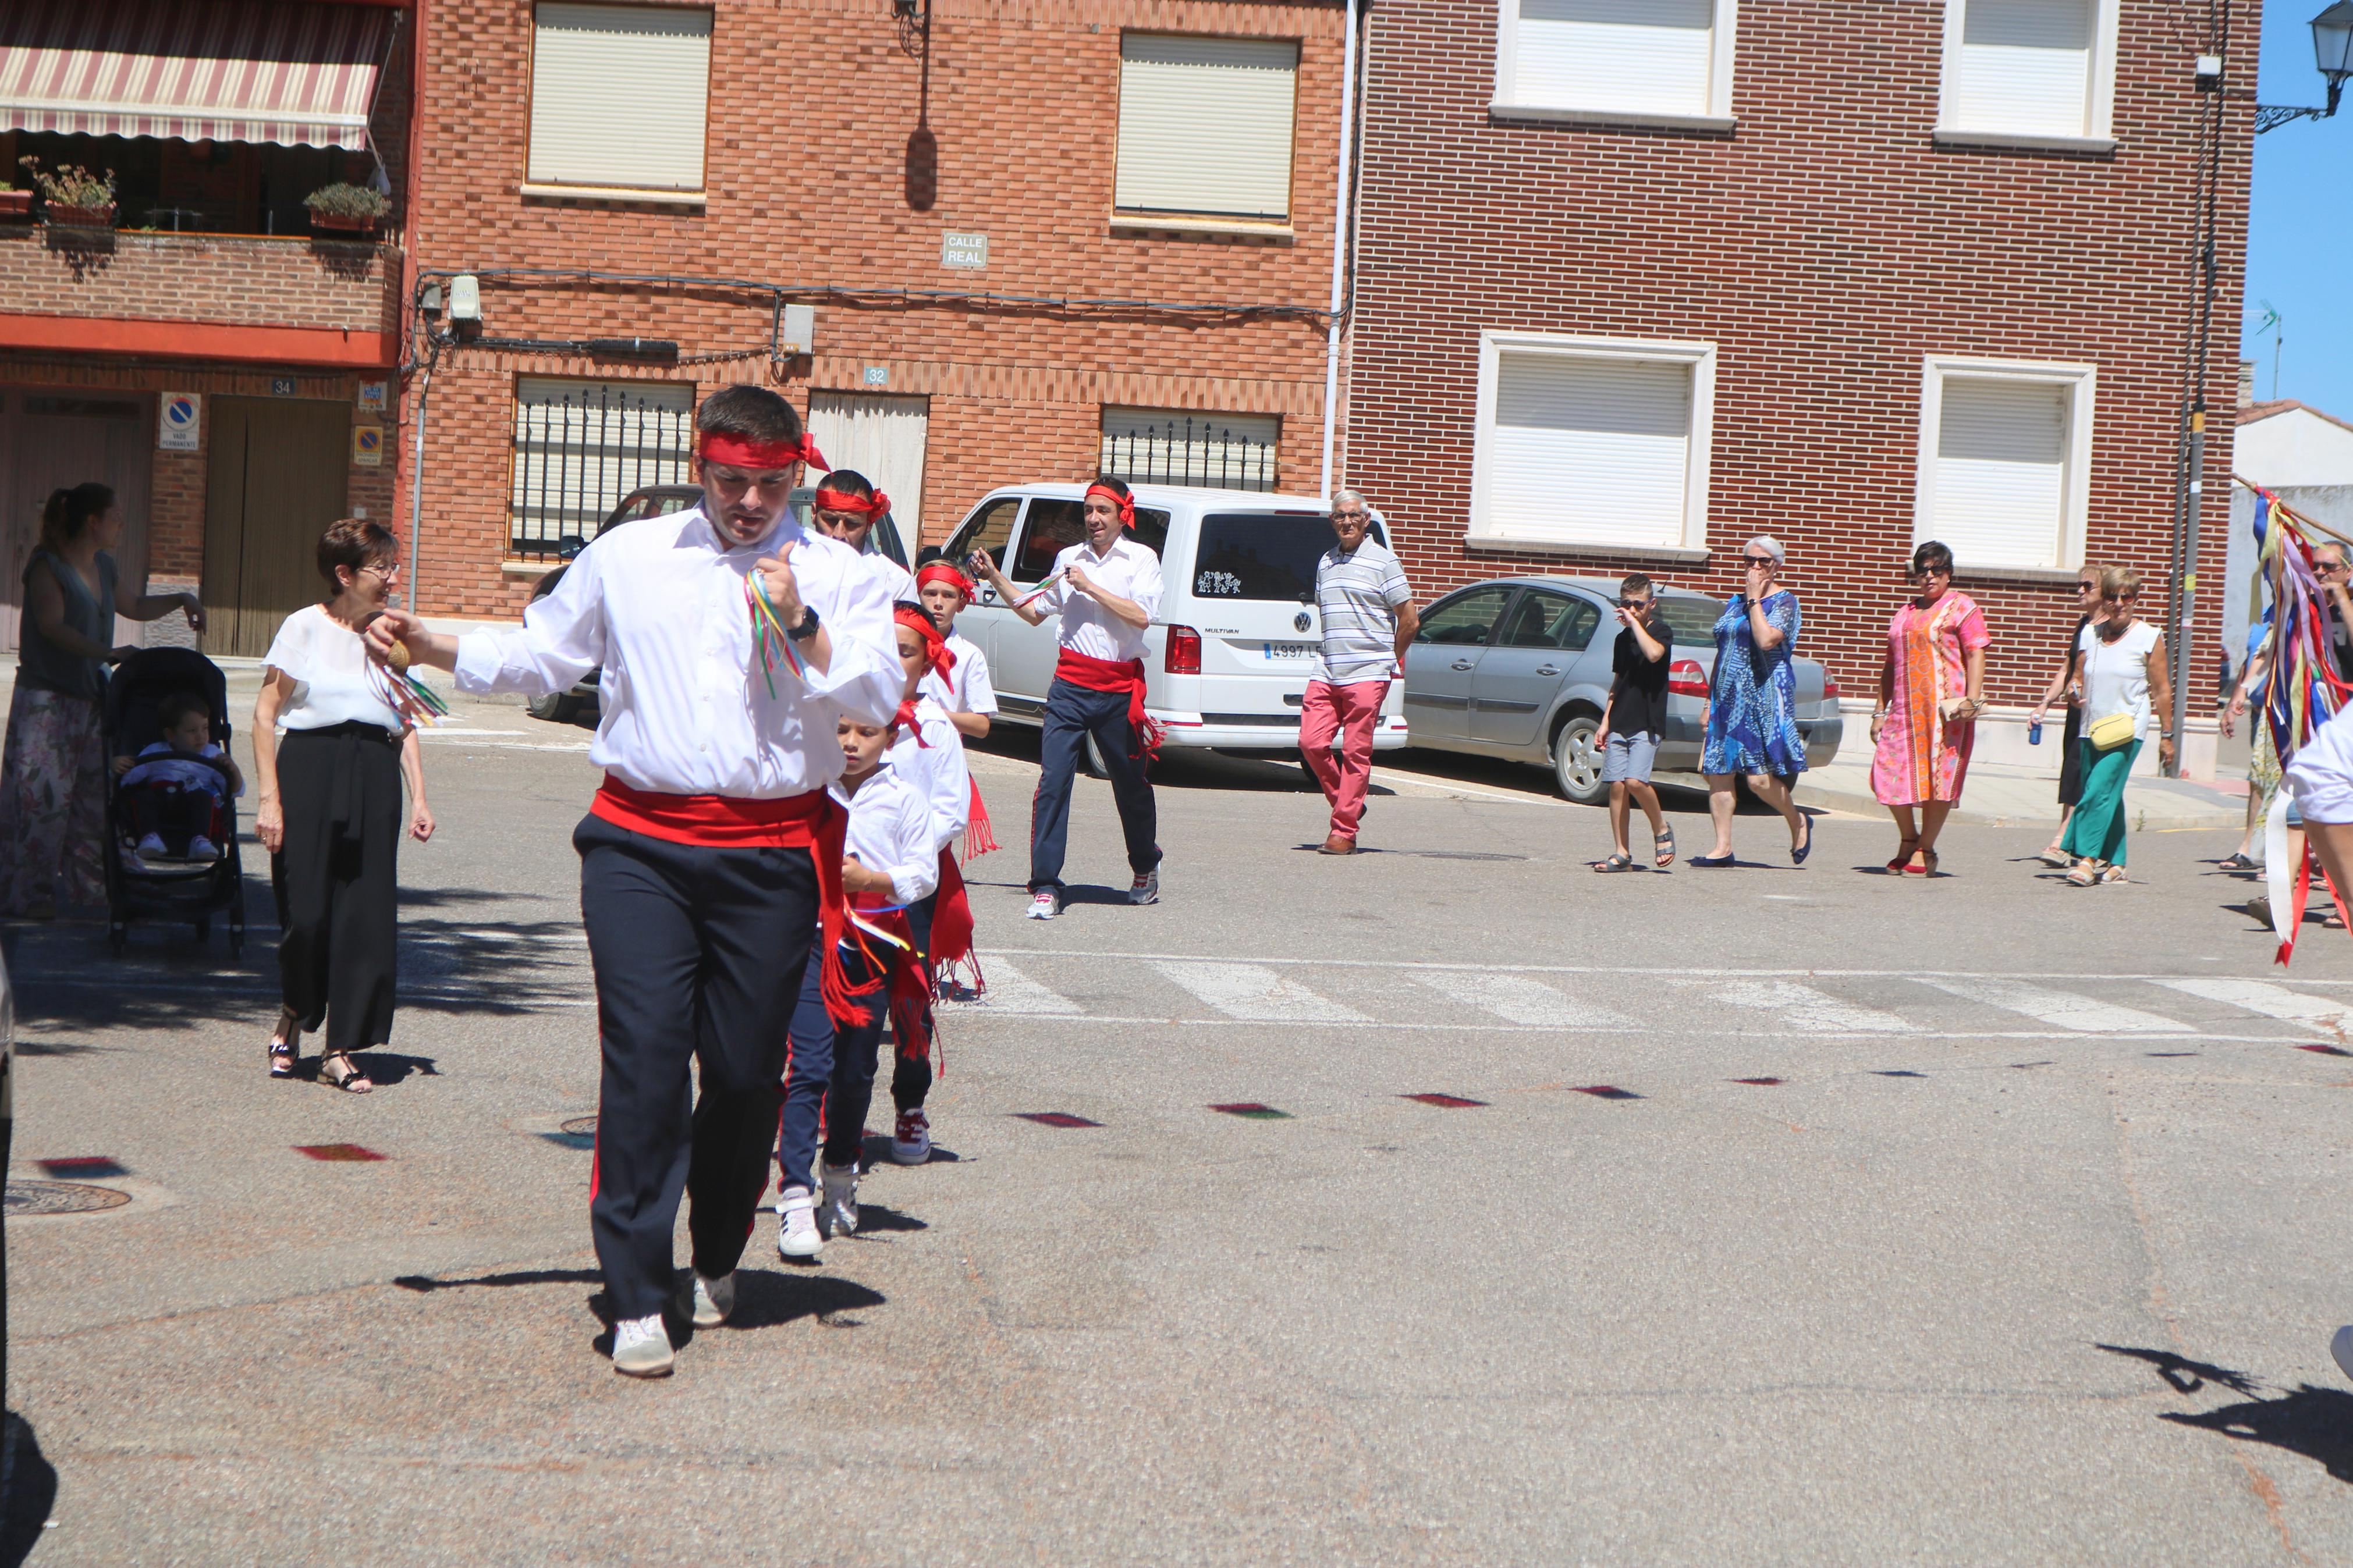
[400,0,1352,625]
[1341,0,2254,773]
[0,0,415,655]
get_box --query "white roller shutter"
[1510,0,1715,115]
[1949,0,2092,137]
[1932,377,2068,568]
[528,3,712,191]
[1486,354,1691,549]
[1115,35,1298,220]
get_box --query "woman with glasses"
[2052,566,2173,886]
[250,520,435,1091]
[1868,541,1988,876]
[2027,568,2110,865]
[1693,536,1812,867]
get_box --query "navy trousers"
[786,893,937,1180]
[1030,678,1160,893]
[576,813,818,1321]
[775,937,833,1194]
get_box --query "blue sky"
[2245,4,2353,413]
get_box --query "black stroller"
[101,648,246,957]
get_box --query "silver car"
[1400,576,1845,805]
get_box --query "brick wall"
[1344,0,2256,710]
[403,0,1348,619]
[0,229,402,336]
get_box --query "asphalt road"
[5,684,2350,1565]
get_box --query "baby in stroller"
[113,690,244,862]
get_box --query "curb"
[1790,778,2245,832]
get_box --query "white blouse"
[264,604,409,735]
[453,506,901,799]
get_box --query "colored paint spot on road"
[2146,1051,2199,1058]
[1014,1112,1101,1128]
[1212,1103,1291,1119]
[1875,1070,1926,1078]
[1731,1077,1784,1086]
[2010,1061,2056,1069]
[39,1157,125,1178]
[541,1131,596,1150]
[1570,1085,1641,1100]
[1401,1093,1486,1108]
[296,1144,386,1162]
[2298,1043,2353,1057]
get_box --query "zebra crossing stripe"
[1152,961,1371,1023]
[1912,977,2188,1033]
[1708,979,1916,1034]
[2150,977,2353,1034]
[1411,970,1631,1029]
[950,957,1082,1016]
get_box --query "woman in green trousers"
[2061,567,2174,885]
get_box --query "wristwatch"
[786,605,821,642]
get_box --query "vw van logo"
[1293,611,1312,632]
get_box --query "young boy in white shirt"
[915,562,997,740]
[884,602,973,1164]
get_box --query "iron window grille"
[1099,416,1277,492]
[509,383,694,560]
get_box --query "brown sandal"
[319,1051,374,1094]
[269,1008,300,1078]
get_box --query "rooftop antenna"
[2254,301,2284,401]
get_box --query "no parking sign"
[158,393,200,450]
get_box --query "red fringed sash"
[961,776,998,859]
[1055,649,1162,765]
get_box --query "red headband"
[697,432,828,472]
[916,561,974,599]
[814,485,889,520]
[893,603,956,681]
[1085,482,1135,529]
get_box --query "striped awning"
[0,1,396,150]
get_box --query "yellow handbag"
[2086,710,2138,751]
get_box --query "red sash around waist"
[1054,649,1163,765]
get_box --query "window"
[1912,358,2096,572]
[946,497,1023,567]
[1492,0,1737,126]
[1009,499,1172,579]
[1498,591,1602,650]
[527,4,712,197]
[1468,332,1715,554]
[1415,586,1519,647]
[1101,408,1280,492]
[1937,0,2117,147]
[1115,35,1299,222]
[509,378,694,558]
[1190,513,1345,602]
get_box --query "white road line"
[417,728,528,737]
[988,950,2353,986]
[1153,961,1371,1023]
[1412,970,1629,1029]
[1706,979,1916,1034]
[941,956,1082,1016]
[1912,977,2188,1033]
[2152,977,2353,1034]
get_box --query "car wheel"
[1082,733,1110,779]
[1550,711,1608,806]
[527,690,581,724]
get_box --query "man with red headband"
[364,385,900,1378]
[809,469,915,604]
[970,475,1163,919]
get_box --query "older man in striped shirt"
[1301,490,1418,855]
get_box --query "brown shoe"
[1318,834,1356,855]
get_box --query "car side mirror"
[554,534,587,561]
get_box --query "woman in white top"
[2059,566,2173,886]
[251,520,435,1090]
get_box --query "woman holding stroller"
[0,482,205,919]
[252,520,434,1092]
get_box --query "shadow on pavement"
[0,1412,58,1568]
[394,1268,605,1293]
[724,1270,887,1329]
[2100,1343,2353,1484]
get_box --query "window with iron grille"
[509,378,695,559]
[1099,408,1279,492]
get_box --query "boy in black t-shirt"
[1592,574,1675,872]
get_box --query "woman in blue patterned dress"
[1692,535,1812,867]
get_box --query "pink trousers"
[1300,679,1387,841]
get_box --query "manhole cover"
[6,1180,132,1217]
[560,1116,598,1137]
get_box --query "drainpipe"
[399,0,428,613]
[407,335,440,612]
[1317,0,1360,503]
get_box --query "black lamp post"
[2258,1,2353,131]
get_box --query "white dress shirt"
[888,695,971,859]
[832,763,939,906]
[1035,535,1163,663]
[454,506,900,798]
[920,633,998,714]
[862,549,916,606]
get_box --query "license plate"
[1261,642,1315,662]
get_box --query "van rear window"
[1191,513,1375,601]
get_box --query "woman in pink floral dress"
[1869,540,1989,877]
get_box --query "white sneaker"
[187,835,221,861]
[776,1186,824,1260]
[135,832,168,857]
[1129,869,1160,905]
[681,1269,734,1329]
[820,1161,859,1238]
[2333,1325,2353,1385]
[1027,888,1062,920]
[891,1107,931,1165]
[611,1313,674,1377]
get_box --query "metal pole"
[406,337,438,613]
[1318,0,1360,503]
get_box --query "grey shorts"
[1600,731,1659,784]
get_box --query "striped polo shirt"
[1312,538,1414,685]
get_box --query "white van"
[938,483,1411,760]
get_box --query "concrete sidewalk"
[1793,756,2250,830]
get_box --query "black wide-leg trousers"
[575,813,819,1322]
[272,723,402,1055]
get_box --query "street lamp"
[2258,1,2353,131]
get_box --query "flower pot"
[309,211,379,237]
[46,202,115,229]
[0,190,31,221]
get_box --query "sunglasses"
[1742,555,1777,568]
[1616,597,1651,609]
[1331,511,1367,523]
[1911,567,1951,579]
[2075,581,2098,592]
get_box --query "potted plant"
[0,181,29,221]
[304,182,390,236]
[17,158,116,227]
